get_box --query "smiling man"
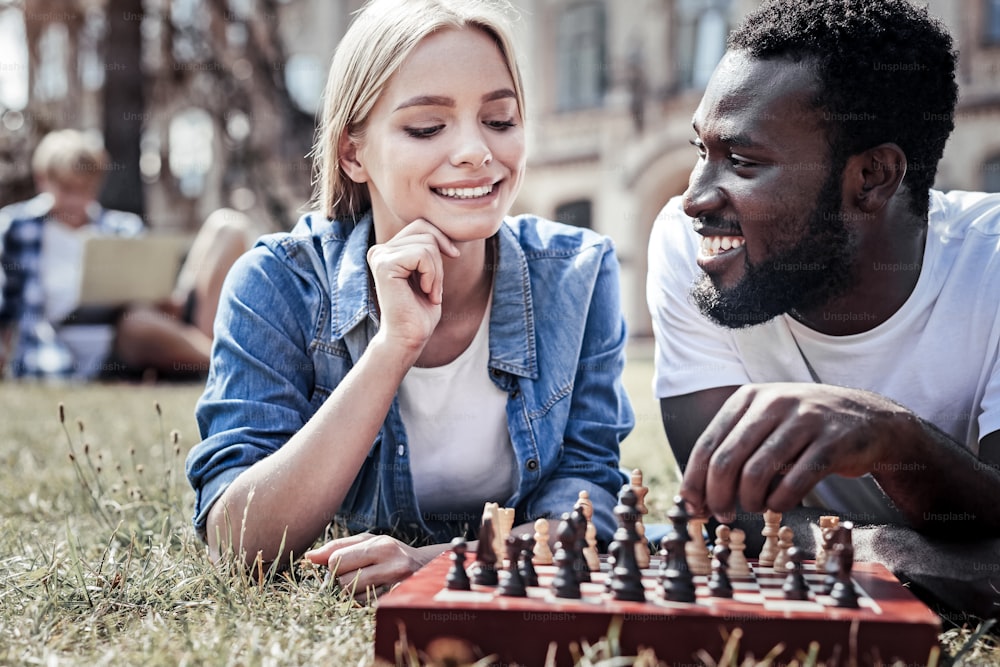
[647,0,1000,617]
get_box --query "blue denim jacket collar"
[324,212,538,380]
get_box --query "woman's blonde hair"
[310,0,525,221]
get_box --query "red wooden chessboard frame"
[374,553,941,666]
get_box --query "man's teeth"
[700,235,745,257]
[434,184,494,199]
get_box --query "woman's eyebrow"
[394,89,516,112]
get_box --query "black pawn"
[446,537,472,591]
[608,486,646,602]
[551,516,582,598]
[519,534,539,587]
[498,535,527,597]
[821,525,841,594]
[660,497,696,602]
[472,516,499,586]
[571,508,591,583]
[660,532,696,602]
[781,546,809,600]
[708,541,733,598]
[830,523,859,609]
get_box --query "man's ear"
[339,133,368,184]
[844,143,907,214]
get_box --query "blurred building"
[510,0,1000,336]
[4,0,1000,336]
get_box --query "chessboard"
[374,554,941,666]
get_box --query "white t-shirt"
[647,189,1000,522]
[398,297,517,519]
[41,218,115,378]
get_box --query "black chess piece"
[445,537,472,591]
[472,516,499,586]
[660,496,696,602]
[608,485,646,602]
[551,515,582,599]
[519,534,539,587]
[498,535,527,597]
[570,508,592,583]
[707,541,733,598]
[830,522,860,609]
[781,546,809,600]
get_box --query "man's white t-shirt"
[398,296,518,520]
[647,189,1000,522]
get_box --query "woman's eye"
[405,125,444,139]
[486,119,516,131]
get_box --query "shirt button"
[397,445,405,456]
[526,458,539,471]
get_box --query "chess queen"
[185,0,634,592]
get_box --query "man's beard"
[691,172,857,329]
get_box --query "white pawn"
[728,528,751,576]
[630,470,650,564]
[575,490,601,571]
[532,518,553,565]
[715,524,731,553]
[773,525,795,572]
[759,510,782,567]
[816,515,840,569]
[685,516,711,575]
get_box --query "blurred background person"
[0,129,254,380]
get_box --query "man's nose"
[682,159,726,220]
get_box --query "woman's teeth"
[434,184,494,199]
[700,235,745,257]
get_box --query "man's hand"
[366,219,460,357]
[681,382,912,522]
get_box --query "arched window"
[983,154,1000,193]
[986,0,1000,45]
[169,108,214,197]
[554,199,592,229]
[674,0,731,90]
[556,2,606,111]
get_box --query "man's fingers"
[738,422,813,513]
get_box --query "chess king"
[647,0,1000,618]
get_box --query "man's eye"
[689,138,706,158]
[729,155,755,168]
[404,125,444,139]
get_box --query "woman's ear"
[339,133,368,184]
[845,143,907,214]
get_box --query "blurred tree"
[9,0,315,231]
[101,0,145,215]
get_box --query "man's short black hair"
[729,0,958,218]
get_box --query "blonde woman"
[186,0,633,592]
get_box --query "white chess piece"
[728,528,751,576]
[759,510,782,567]
[575,491,601,571]
[685,516,711,575]
[532,518,553,565]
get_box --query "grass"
[0,346,995,666]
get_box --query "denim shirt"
[186,211,634,545]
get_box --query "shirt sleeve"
[977,319,1000,448]
[646,197,750,399]
[185,242,321,538]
